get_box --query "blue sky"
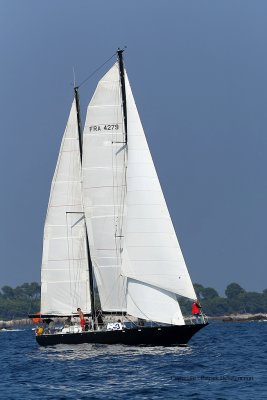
[0,1,267,294]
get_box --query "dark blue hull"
[36,323,208,346]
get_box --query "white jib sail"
[41,100,91,316]
[121,70,197,302]
[127,278,185,325]
[82,64,127,312]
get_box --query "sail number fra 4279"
[89,124,119,132]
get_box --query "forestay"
[41,100,90,316]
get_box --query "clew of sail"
[41,100,90,316]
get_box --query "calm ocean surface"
[0,321,266,399]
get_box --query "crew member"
[192,299,202,323]
[97,309,104,327]
[77,308,85,331]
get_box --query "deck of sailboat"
[35,323,208,347]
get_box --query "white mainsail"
[41,100,90,316]
[82,60,196,325]
[82,64,127,312]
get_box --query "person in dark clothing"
[96,310,104,327]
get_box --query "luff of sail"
[41,100,90,316]
[82,64,127,312]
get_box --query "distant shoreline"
[187,313,267,322]
[0,318,33,329]
[211,313,267,322]
[0,313,267,329]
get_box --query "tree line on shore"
[179,283,267,316]
[0,282,266,320]
[0,282,40,320]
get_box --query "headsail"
[121,70,197,302]
[127,278,185,325]
[41,100,90,316]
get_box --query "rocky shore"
[0,318,34,329]
[189,313,267,322]
[182,313,266,323]
[219,313,267,322]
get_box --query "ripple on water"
[0,322,266,400]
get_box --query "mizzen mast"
[74,86,96,329]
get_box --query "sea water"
[0,321,266,399]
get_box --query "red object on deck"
[192,303,201,315]
[32,312,41,323]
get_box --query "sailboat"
[32,49,208,346]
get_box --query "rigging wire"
[77,52,117,89]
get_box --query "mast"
[117,49,128,143]
[74,87,83,163]
[74,86,96,328]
